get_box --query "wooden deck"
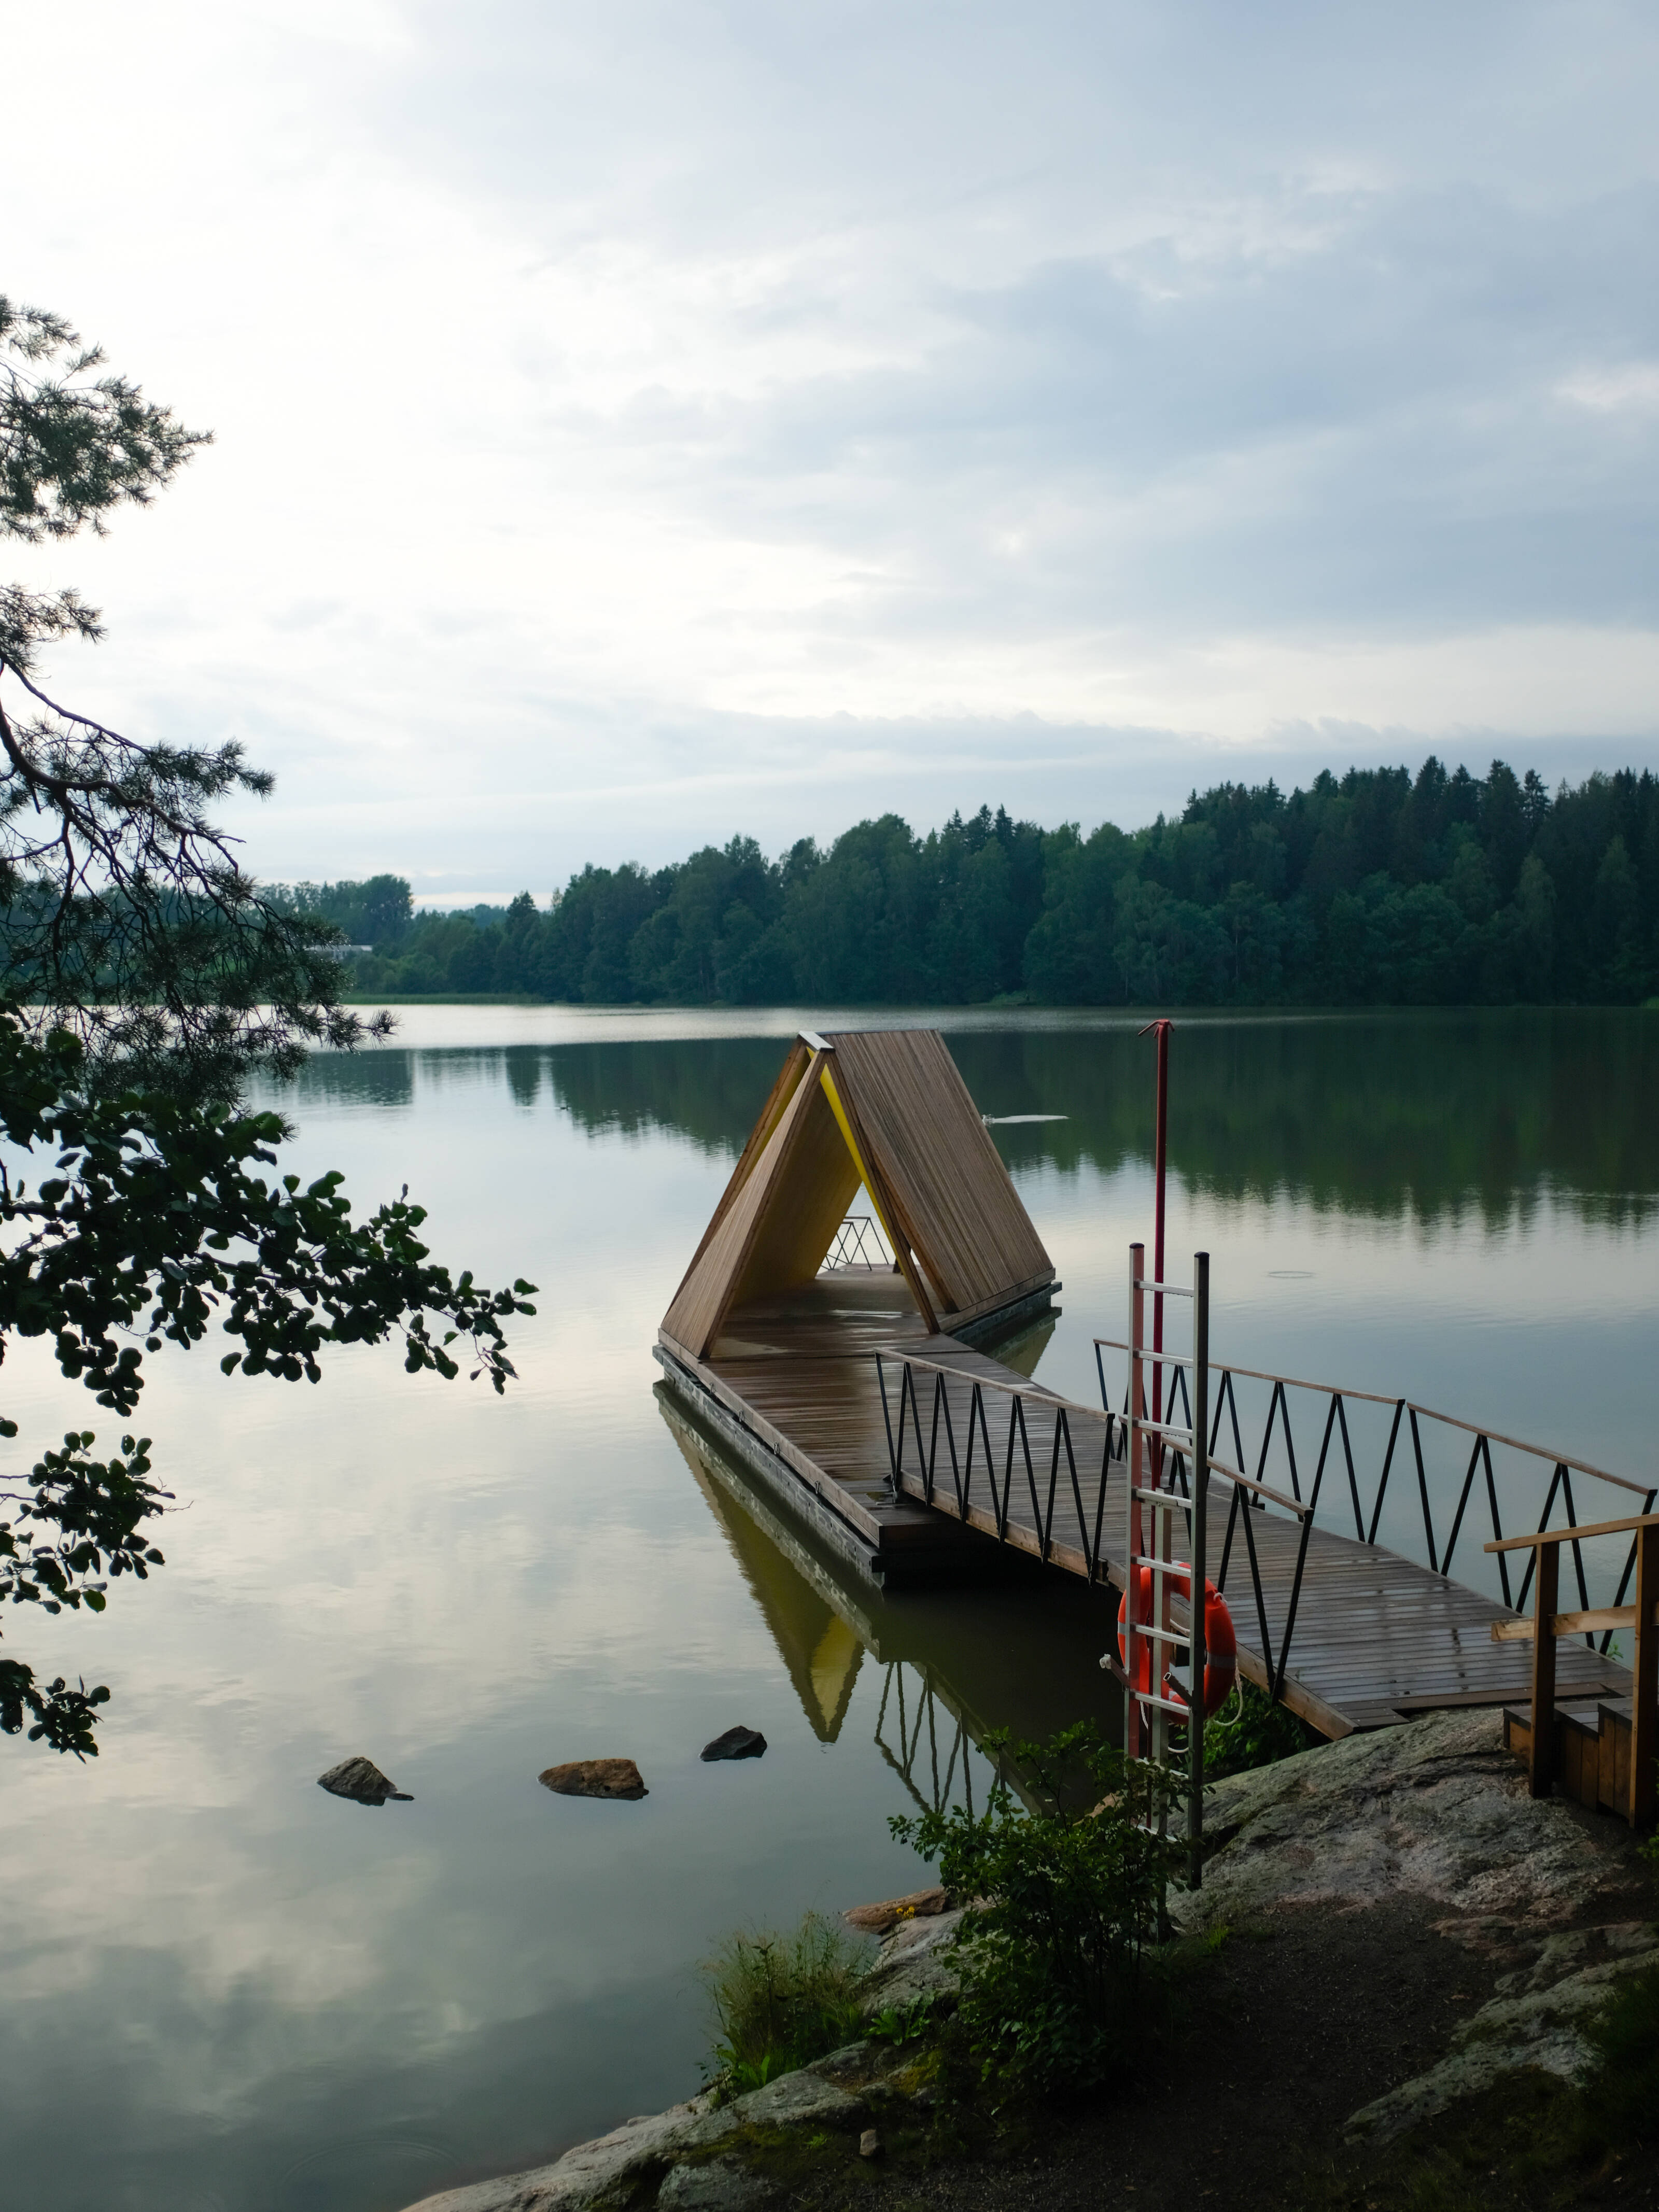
[656,1271,1634,1738]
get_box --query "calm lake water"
[4,1007,1656,2212]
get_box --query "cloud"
[5,1,1658,888]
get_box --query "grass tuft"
[701,1912,871,2099]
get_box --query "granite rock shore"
[400,1710,1654,2211]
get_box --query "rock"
[700,1726,767,1763]
[395,2094,727,2212]
[657,2159,776,2208]
[1345,1920,1659,2143]
[1170,1708,1649,1937]
[1155,1706,1655,2147]
[539,1758,648,1800]
[859,2129,882,2159]
[842,1885,950,1934]
[317,1756,412,1805]
[737,2067,864,2130]
[392,2048,864,2211]
[861,1905,967,2011]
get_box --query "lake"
[3,1007,1655,2212]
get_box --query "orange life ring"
[1117,1565,1237,1718]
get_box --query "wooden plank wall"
[827,1029,1053,1320]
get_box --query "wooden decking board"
[658,1272,1636,1735]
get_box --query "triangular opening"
[660,1030,1054,1363]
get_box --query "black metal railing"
[875,1348,1122,1582]
[1094,1338,1656,1660]
[821,1214,894,1272]
[872,1334,1653,1713]
[875,1343,1315,1703]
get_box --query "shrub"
[890,1722,1179,2104]
[701,1912,870,2098]
[1200,1679,1313,1780]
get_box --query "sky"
[8,0,1659,898]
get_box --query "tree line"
[286,759,1659,1006]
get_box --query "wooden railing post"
[1529,1541,1558,1799]
[1633,1521,1657,1829]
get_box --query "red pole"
[1138,1019,1173,1451]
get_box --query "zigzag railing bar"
[1090,1419,1113,1582]
[1605,1489,1659,1654]
[1410,1407,1438,1573]
[1440,1431,1487,1582]
[1484,1439,1512,1609]
[1516,1466,1564,1613]
[1335,1395,1364,1541]
[1367,1400,1407,1546]
[1562,1472,1593,1638]
[905,1364,929,1490]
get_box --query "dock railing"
[873,1327,1654,1730]
[821,1214,894,1272]
[1096,1340,1657,1665]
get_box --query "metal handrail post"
[1189,1250,1209,1889]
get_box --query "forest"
[275,757,1659,1007]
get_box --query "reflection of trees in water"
[278,1017,1656,1226]
[532,1020,1657,1227]
[540,1038,782,1154]
[950,1017,1659,1227]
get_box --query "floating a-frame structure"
[654,1028,1059,1582]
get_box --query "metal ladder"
[1104,1239,1211,1885]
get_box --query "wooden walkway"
[656,1270,1634,1739]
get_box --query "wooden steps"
[1503,1698,1638,1816]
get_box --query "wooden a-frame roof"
[660,1028,1054,1360]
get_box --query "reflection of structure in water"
[658,1384,1117,1808]
[874,1660,1029,1816]
[680,1415,865,1742]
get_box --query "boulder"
[841,1885,949,1934]
[700,1726,767,1763]
[657,2159,776,2208]
[317,1756,412,1806]
[539,1758,648,1800]
[1346,1920,1659,2143]
[393,2050,864,2210]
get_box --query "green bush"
[1200,1679,1314,1780]
[890,1722,1180,2104]
[700,1912,870,2098]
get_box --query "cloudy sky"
[9,1,1659,896]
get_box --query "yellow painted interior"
[727,1076,863,1307]
[818,1066,903,1258]
[807,1615,864,1735]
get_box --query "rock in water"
[539,1757,648,1800]
[700,1725,767,1763]
[317,1756,412,1806]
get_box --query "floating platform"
[654,1269,1058,1584]
[657,1274,1633,1734]
[654,1026,1636,1744]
